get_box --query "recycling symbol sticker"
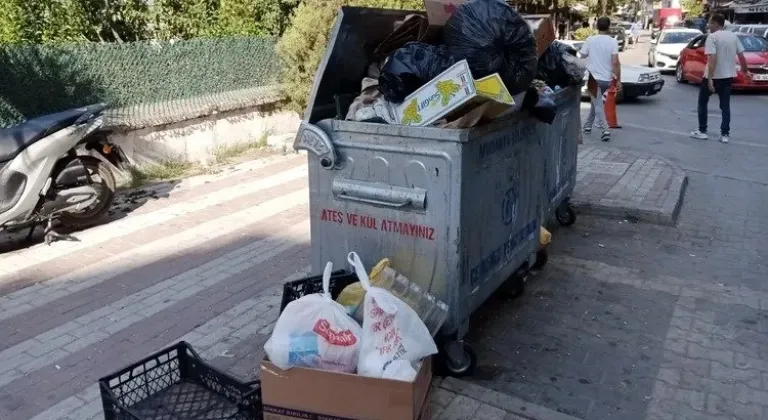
[502,187,518,226]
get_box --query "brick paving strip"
[0,161,307,276]
[572,146,688,226]
[0,149,699,420]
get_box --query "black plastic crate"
[279,270,359,315]
[100,341,262,420]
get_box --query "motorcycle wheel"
[58,156,116,228]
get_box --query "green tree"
[0,1,23,43]
[1,0,89,43]
[278,0,422,113]
[216,0,300,37]
[682,0,703,18]
[75,0,153,42]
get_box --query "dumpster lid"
[304,7,421,123]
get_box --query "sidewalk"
[0,146,687,420]
[572,147,687,226]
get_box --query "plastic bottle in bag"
[354,259,449,338]
[348,252,438,381]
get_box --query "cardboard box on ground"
[261,357,432,420]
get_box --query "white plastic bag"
[348,252,438,380]
[264,262,362,373]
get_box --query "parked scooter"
[0,104,128,245]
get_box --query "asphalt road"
[465,36,768,420]
[589,39,768,185]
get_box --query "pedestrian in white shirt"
[631,21,641,46]
[689,13,751,143]
[579,16,622,142]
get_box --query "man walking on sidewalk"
[580,16,622,142]
[690,13,751,143]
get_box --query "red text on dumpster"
[319,208,435,241]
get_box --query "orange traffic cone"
[604,78,621,129]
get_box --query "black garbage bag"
[443,0,537,95]
[522,87,556,124]
[378,42,455,103]
[537,42,584,88]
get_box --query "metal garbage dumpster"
[295,7,544,376]
[540,86,580,227]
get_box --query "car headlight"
[658,52,679,59]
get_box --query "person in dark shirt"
[558,21,567,40]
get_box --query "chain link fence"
[0,37,283,129]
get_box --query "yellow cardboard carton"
[394,60,516,127]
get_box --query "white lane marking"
[0,189,309,321]
[0,164,307,271]
[0,220,309,390]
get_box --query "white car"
[555,40,665,101]
[648,28,702,71]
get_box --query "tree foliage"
[277,0,422,113]
[0,0,300,44]
[682,0,703,19]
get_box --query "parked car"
[725,24,742,32]
[746,24,768,38]
[556,40,665,101]
[610,26,627,51]
[676,33,768,90]
[618,22,634,43]
[648,28,702,71]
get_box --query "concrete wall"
[109,103,300,165]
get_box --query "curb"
[434,377,584,420]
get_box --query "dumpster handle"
[293,121,338,169]
[336,193,411,208]
[332,178,427,211]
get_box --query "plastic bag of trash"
[537,42,585,88]
[264,262,362,373]
[443,0,537,95]
[378,42,455,103]
[347,252,437,381]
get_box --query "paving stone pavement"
[0,146,764,420]
[572,147,687,226]
[465,167,768,419]
[0,153,573,420]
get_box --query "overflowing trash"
[378,42,455,103]
[98,3,585,420]
[267,253,441,382]
[443,0,537,96]
[339,0,582,129]
[537,41,586,88]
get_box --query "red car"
[676,33,768,90]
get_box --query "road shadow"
[0,227,310,420]
[0,179,180,253]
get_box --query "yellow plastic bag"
[335,258,391,316]
[539,226,552,248]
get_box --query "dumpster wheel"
[556,202,576,227]
[441,341,477,377]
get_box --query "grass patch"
[213,132,271,163]
[128,159,194,188]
